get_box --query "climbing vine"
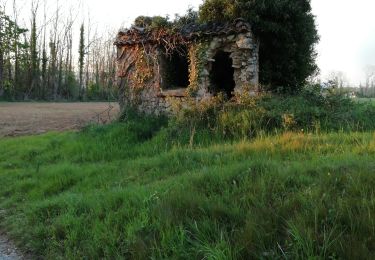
[129,47,156,92]
[186,42,209,97]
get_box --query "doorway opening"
[210,51,235,98]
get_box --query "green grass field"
[357,98,375,105]
[0,119,374,259]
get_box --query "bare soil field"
[0,102,119,137]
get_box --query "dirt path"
[0,234,23,260]
[0,102,120,137]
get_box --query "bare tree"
[326,70,349,90]
[84,12,92,100]
[361,65,375,97]
[27,0,40,99]
[78,22,85,100]
[364,65,375,88]
[0,5,4,97]
[48,0,61,100]
[0,0,117,101]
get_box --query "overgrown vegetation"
[132,8,199,32]
[166,85,375,143]
[199,0,319,92]
[129,0,318,93]
[1,90,375,259]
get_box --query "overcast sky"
[311,0,375,84]
[4,0,375,85]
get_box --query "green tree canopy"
[199,0,319,92]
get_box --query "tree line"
[323,67,375,98]
[0,0,117,101]
[359,65,375,97]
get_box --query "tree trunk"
[0,14,3,98]
[0,48,3,97]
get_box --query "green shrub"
[133,16,171,30]
[167,85,375,144]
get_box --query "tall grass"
[167,86,375,143]
[0,90,375,259]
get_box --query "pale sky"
[4,0,375,85]
[311,0,375,84]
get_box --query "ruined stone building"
[114,19,259,114]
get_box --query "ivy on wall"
[187,42,209,97]
[129,47,156,92]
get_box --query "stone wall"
[116,31,259,115]
[194,32,259,98]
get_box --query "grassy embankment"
[0,91,375,259]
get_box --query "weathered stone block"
[236,38,253,49]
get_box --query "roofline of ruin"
[114,18,253,47]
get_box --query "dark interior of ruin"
[210,51,236,98]
[160,47,189,90]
